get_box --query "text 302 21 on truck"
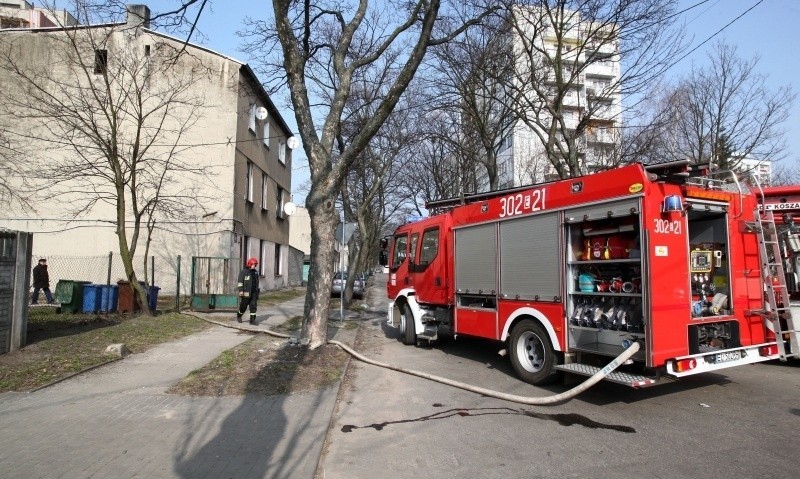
[380,160,800,387]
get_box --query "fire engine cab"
[382,160,800,387]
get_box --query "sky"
[52,0,800,201]
[671,0,799,169]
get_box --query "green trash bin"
[54,280,92,314]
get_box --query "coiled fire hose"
[328,339,640,405]
[201,316,641,406]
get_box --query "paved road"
[0,297,340,479]
[321,275,800,479]
[2,283,798,478]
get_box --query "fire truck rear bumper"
[666,343,781,377]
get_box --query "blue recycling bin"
[148,286,161,312]
[99,285,119,313]
[81,284,102,313]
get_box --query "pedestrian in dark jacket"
[31,258,54,304]
[237,257,260,324]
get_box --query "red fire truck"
[760,185,800,297]
[381,160,799,387]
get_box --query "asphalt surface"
[0,296,344,479]
[2,280,798,478]
[320,278,800,479]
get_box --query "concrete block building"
[0,4,296,295]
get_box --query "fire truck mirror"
[379,250,388,266]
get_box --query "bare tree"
[426,16,518,191]
[0,124,32,209]
[771,162,800,187]
[389,81,483,212]
[501,0,682,179]
[642,41,794,170]
[0,5,216,311]
[245,0,492,348]
[337,90,416,304]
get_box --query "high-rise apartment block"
[495,7,621,188]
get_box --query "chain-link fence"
[30,253,128,299]
[26,251,300,319]
[27,253,188,321]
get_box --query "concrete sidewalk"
[0,296,348,479]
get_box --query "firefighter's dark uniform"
[237,266,260,324]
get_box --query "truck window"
[410,233,419,264]
[392,234,408,269]
[420,227,439,264]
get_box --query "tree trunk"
[301,195,338,349]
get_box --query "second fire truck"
[381,161,799,387]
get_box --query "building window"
[263,122,270,148]
[242,235,252,265]
[274,244,282,276]
[500,134,513,151]
[260,240,268,276]
[144,45,151,57]
[279,140,286,164]
[276,186,284,219]
[245,162,254,203]
[261,173,268,211]
[94,49,108,74]
[248,104,256,133]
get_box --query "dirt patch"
[168,323,357,397]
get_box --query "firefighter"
[236,257,260,324]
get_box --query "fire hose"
[200,315,641,406]
[328,339,640,405]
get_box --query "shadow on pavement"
[172,324,341,478]
[172,382,325,478]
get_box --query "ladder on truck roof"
[749,209,800,359]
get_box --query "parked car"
[331,272,364,299]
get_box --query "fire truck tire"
[509,319,559,385]
[400,303,417,345]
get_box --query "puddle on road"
[341,406,634,433]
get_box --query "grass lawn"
[0,285,359,397]
[0,310,212,392]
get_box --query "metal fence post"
[176,255,181,312]
[105,251,113,317]
[106,251,112,286]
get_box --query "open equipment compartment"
[564,198,646,361]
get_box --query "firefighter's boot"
[249,313,257,325]
[236,312,243,323]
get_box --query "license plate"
[710,350,742,363]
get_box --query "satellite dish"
[283,201,297,216]
[255,107,268,121]
[287,136,300,150]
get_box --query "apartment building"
[0,4,296,294]
[497,6,622,187]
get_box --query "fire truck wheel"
[400,303,417,346]
[509,319,559,385]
